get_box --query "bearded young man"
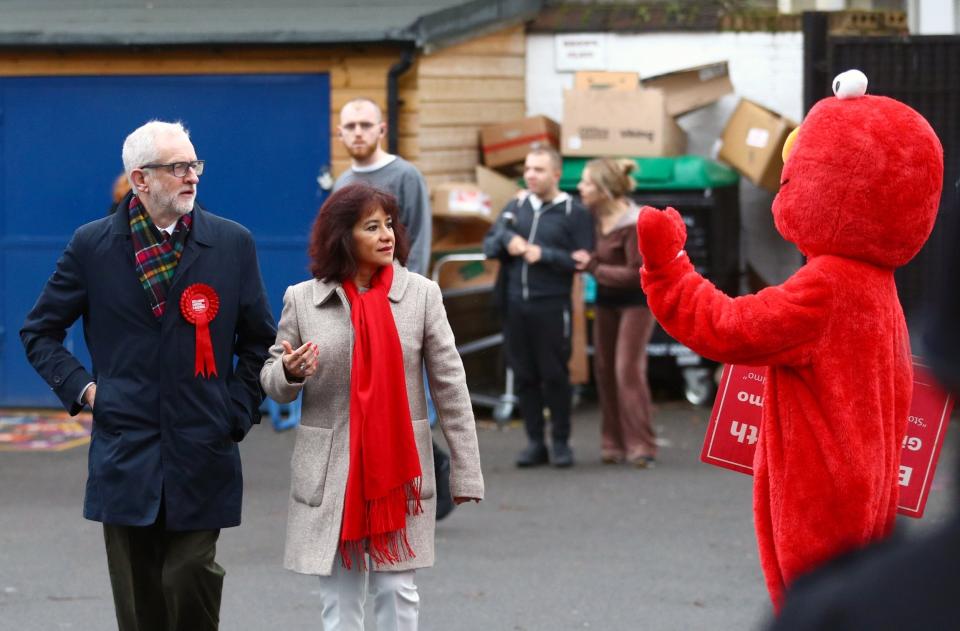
[20,120,276,631]
[333,98,431,277]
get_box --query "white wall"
[909,0,959,34]
[526,32,806,285]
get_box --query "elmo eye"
[832,70,868,99]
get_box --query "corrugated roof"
[0,0,541,47]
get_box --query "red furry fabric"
[637,94,943,610]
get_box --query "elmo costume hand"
[636,206,686,269]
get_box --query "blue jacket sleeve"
[20,231,95,415]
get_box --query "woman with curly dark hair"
[260,183,484,630]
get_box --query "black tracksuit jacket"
[483,192,594,305]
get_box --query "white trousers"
[317,557,419,631]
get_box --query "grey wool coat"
[260,261,485,575]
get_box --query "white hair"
[121,120,190,178]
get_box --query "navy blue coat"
[20,196,276,530]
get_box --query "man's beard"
[152,187,195,216]
[346,140,377,162]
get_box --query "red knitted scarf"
[340,264,423,570]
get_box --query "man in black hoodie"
[483,147,594,468]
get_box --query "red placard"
[701,361,954,518]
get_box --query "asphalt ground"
[1,401,956,631]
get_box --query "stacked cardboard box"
[573,71,638,91]
[559,63,735,158]
[562,64,796,194]
[479,116,561,170]
[561,87,686,158]
[477,63,735,169]
[718,98,798,193]
[429,167,521,275]
[471,61,806,195]
[430,181,493,255]
[476,165,522,217]
[432,181,492,221]
[641,62,735,117]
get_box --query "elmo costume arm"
[637,206,833,367]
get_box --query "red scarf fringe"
[340,479,423,570]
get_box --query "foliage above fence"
[530,2,907,35]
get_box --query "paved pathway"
[1,401,955,630]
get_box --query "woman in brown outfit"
[573,158,657,467]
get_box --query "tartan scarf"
[339,264,423,570]
[128,195,192,318]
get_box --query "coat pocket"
[290,425,334,506]
[412,419,436,500]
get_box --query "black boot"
[516,442,549,468]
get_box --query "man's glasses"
[140,160,205,177]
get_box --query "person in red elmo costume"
[636,70,943,609]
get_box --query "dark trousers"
[103,508,224,631]
[505,298,572,446]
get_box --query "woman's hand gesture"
[281,341,319,382]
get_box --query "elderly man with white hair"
[21,120,276,631]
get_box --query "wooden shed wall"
[407,25,527,189]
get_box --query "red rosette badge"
[180,283,220,378]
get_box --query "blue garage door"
[0,73,330,407]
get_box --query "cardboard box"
[561,88,686,158]
[641,61,734,117]
[433,257,499,292]
[429,215,491,275]
[480,115,560,169]
[431,182,492,221]
[718,98,797,193]
[574,71,639,92]
[475,165,521,217]
[431,215,491,249]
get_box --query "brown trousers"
[593,305,657,461]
